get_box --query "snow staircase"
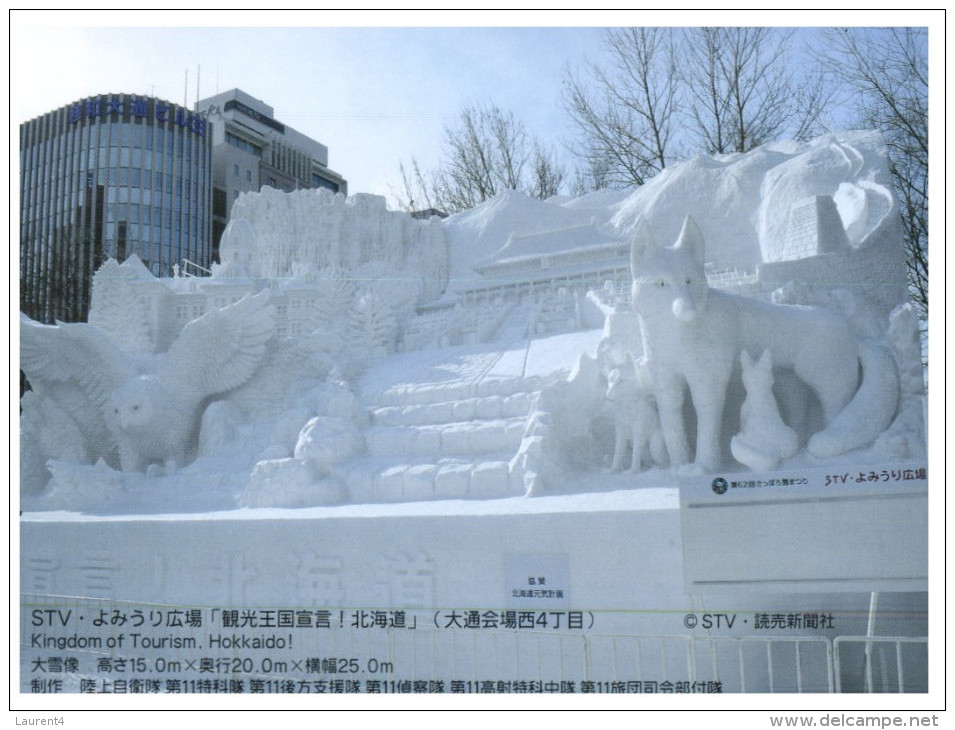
[530,291,581,336]
[346,375,545,503]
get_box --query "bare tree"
[683,27,733,154]
[440,104,527,210]
[397,158,438,215]
[562,27,679,187]
[819,28,928,322]
[565,27,829,190]
[683,28,828,154]
[397,103,564,214]
[569,150,614,196]
[530,142,566,201]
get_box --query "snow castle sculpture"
[19,132,926,512]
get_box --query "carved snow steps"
[379,376,544,408]
[365,418,527,458]
[345,459,523,503]
[370,392,538,427]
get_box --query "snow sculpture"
[18,132,925,512]
[874,302,927,459]
[198,401,245,458]
[217,189,448,362]
[221,188,449,309]
[239,415,364,509]
[730,349,799,472]
[86,256,160,354]
[20,291,274,473]
[628,216,900,472]
[532,351,608,473]
[605,351,666,473]
[349,291,399,358]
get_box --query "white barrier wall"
[20,479,929,695]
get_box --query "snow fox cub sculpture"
[605,352,667,472]
[730,349,799,472]
[629,216,899,471]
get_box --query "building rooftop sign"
[224,98,285,134]
[66,94,207,137]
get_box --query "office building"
[197,89,348,257]
[20,93,213,323]
[21,88,348,324]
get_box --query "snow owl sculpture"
[21,291,274,473]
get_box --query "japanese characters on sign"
[67,95,207,137]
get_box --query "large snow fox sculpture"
[629,216,899,471]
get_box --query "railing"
[180,258,212,277]
[375,630,838,693]
[581,634,834,693]
[385,631,929,693]
[833,636,929,693]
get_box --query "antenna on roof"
[184,68,188,109]
[196,65,200,110]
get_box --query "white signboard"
[680,464,928,593]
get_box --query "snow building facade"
[196,88,348,261]
[88,189,450,358]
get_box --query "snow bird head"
[110,376,160,429]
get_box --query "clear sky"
[12,11,613,204]
[10,9,938,206]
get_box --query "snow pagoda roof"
[475,223,625,272]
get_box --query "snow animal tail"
[807,342,900,459]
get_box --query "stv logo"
[711,477,728,495]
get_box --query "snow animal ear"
[758,348,773,371]
[740,350,753,370]
[630,218,657,277]
[674,216,705,264]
